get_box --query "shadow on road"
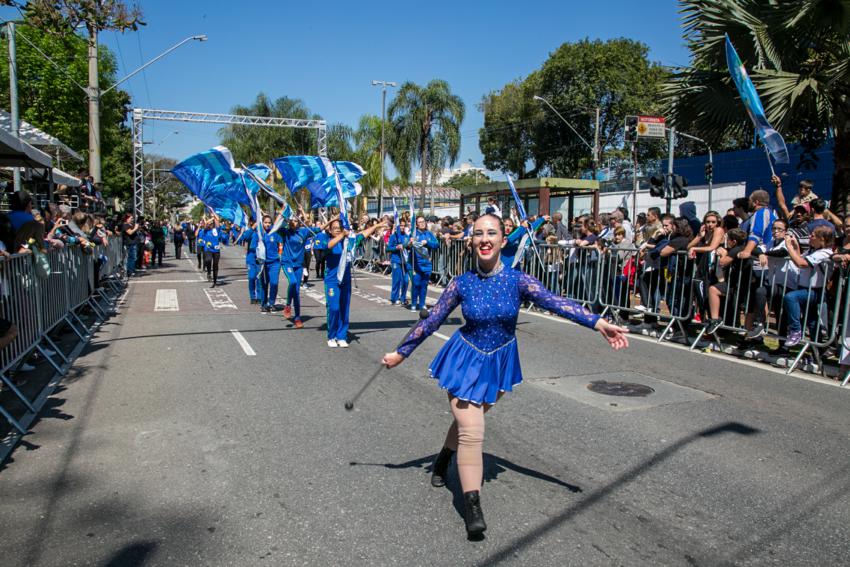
[477,421,761,565]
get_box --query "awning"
[0,128,52,168]
[0,109,83,162]
[52,167,81,187]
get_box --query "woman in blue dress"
[316,217,387,348]
[382,214,629,537]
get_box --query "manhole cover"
[587,380,655,397]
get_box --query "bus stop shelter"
[458,177,599,220]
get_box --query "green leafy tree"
[387,80,465,213]
[144,155,191,220]
[352,114,387,213]
[480,38,667,178]
[663,0,850,212]
[0,20,133,199]
[444,170,490,188]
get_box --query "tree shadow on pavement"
[477,421,761,565]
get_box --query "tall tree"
[480,38,667,178]
[353,114,385,214]
[387,80,464,213]
[663,0,850,212]
[0,19,133,199]
[16,0,144,182]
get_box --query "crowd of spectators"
[345,175,850,379]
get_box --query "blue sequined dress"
[397,267,600,405]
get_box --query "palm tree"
[663,0,850,211]
[387,80,465,215]
[353,115,385,215]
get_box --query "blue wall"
[672,141,835,206]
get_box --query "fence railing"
[0,238,125,435]
[352,236,850,381]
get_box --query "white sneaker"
[337,340,349,348]
[19,362,35,372]
[327,339,338,348]
[409,306,417,312]
[42,348,56,357]
[634,305,647,312]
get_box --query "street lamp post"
[371,80,396,217]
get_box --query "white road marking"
[434,332,450,341]
[303,288,326,305]
[230,330,256,356]
[204,288,237,310]
[154,289,179,312]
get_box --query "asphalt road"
[1,245,849,567]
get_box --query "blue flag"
[273,156,363,209]
[725,35,789,165]
[171,146,269,227]
[505,174,527,221]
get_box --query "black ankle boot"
[430,447,454,487]
[463,490,487,536]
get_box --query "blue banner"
[725,35,789,165]
[171,146,252,227]
[505,174,527,221]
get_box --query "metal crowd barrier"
[0,238,125,435]
[348,231,850,380]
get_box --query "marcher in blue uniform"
[315,217,387,348]
[387,219,410,305]
[407,216,439,312]
[230,224,241,245]
[219,223,230,247]
[500,216,548,268]
[204,218,223,286]
[240,221,260,304]
[280,209,316,329]
[195,221,206,270]
[382,214,630,537]
[254,214,284,313]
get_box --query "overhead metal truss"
[131,108,328,216]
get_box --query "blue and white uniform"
[241,227,259,302]
[387,229,410,304]
[407,230,439,311]
[398,266,599,405]
[501,218,546,268]
[254,230,283,310]
[316,231,363,342]
[280,226,315,321]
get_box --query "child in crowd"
[704,228,750,334]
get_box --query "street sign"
[636,116,666,138]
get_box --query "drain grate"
[587,380,655,397]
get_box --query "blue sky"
[5,0,690,175]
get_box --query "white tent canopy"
[0,127,52,168]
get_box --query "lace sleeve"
[397,277,462,357]
[518,272,600,329]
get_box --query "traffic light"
[649,174,666,198]
[671,174,688,199]
[704,162,713,182]
[624,116,638,143]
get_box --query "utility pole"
[87,27,101,183]
[631,142,638,220]
[7,22,20,192]
[666,126,676,215]
[592,106,600,181]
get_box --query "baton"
[344,308,430,411]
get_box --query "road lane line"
[204,288,238,310]
[230,330,256,356]
[434,332,450,341]
[154,289,179,312]
[132,279,211,284]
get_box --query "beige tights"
[442,393,499,493]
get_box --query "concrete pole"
[87,27,101,182]
[666,127,676,215]
[592,106,600,181]
[7,22,20,192]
